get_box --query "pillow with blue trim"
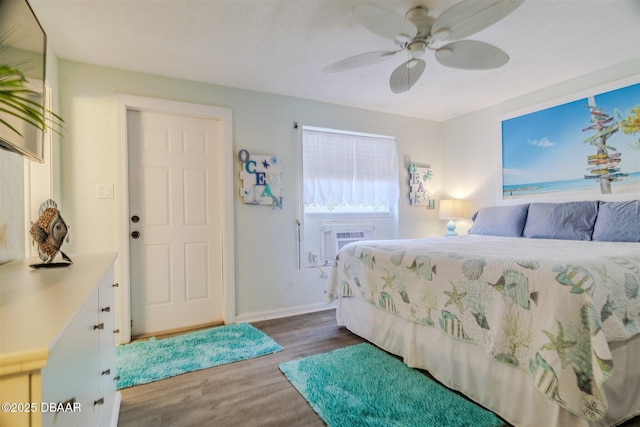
[592,200,640,242]
[468,204,529,237]
[523,201,598,240]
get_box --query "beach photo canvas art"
[501,81,639,200]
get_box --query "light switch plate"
[96,184,114,199]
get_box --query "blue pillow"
[592,200,640,242]
[523,201,598,240]
[468,204,529,237]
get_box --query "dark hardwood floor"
[118,309,640,427]
[118,309,365,427]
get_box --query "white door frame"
[116,94,235,344]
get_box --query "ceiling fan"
[323,0,524,93]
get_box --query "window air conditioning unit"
[320,223,375,265]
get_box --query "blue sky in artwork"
[502,83,640,186]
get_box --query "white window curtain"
[303,128,399,211]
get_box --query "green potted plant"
[0,32,63,140]
[0,64,63,138]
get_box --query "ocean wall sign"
[238,149,283,209]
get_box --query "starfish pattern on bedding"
[541,320,576,368]
[382,269,395,291]
[444,282,467,314]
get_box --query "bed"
[325,200,640,427]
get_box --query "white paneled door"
[128,110,223,336]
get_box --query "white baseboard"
[235,302,336,324]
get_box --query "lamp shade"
[438,199,468,219]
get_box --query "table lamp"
[439,199,467,236]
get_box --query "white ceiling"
[29,0,640,121]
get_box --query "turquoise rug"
[280,343,503,427]
[116,323,282,389]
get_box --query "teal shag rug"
[116,323,282,389]
[279,343,503,427]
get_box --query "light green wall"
[53,58,638,319]
[57,60,442,319]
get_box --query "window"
[302,126,399,215]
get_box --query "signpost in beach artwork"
[582,99,626,194]
[501,82,639,200]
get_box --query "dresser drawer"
[41,286,101,427]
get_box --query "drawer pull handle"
[94,323,104,330]
[60,398,76,407]
[114,375,121,381]
[113,283,119,287]
[101,306,111,312]
[102,369,111,376]
[113,329,120,334]
[94,398,104,406]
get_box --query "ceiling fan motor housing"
[405,7,436,57]
[406,7,435,40]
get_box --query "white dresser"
[0,253,120,427]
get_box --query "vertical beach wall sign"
[409,163,435,208]
[238,149,283,209]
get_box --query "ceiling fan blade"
[389,59,426,94]
[435,40,509,70]
[431,0,524,41]
[322,51,399,73]
[353,5,417,42]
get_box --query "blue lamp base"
[444,220,458,237]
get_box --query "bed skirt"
[336,298,640,427]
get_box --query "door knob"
[131,231,141,239]
[131,215,140,223]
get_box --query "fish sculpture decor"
[29,199,72,268]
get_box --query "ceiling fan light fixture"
[408,41,426,58]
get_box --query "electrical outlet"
[96,184,114,199]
